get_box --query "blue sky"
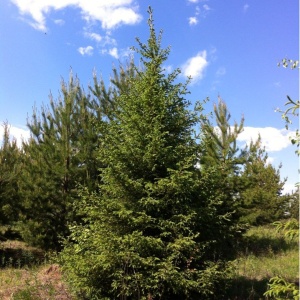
[0,0,299,193]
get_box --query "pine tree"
[200,97,246,170]
[200,99,288,226]
[198,98,246,256]
[200,98,246,219]
[238,140,288,225]
[18,74,107,249]
[18,62,137,249]
[60,9,233,299]
[0,123,22,225]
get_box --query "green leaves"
[264,276,299,300]
[278,58,299,69]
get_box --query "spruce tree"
[60,9,233,299]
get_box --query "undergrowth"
[0,222,298,299]
[226,221,299,299]
[0,237,73,300]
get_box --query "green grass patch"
[226,222,299,299]
[234,249,298,282]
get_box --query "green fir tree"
[60,9,234,299]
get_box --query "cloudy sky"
[0,0,298,193]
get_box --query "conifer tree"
[0,123,22,225]
[238,140,288,225]
[200,97,245,171]
[199,98,246,255]
[19,63,137,249]
[200,99,288,227]
[18,73,109,249]
[60,9,234,299]
[19,76,91,249]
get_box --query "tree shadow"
[238,234,297,256]
[0,244,45,268]
[223,276,270,300]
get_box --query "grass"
[0,240,45,268]
[0,239,73,300]
[226,222,299,299]
[0,222,298,299]
[234,250,298,282]
[0,264,73,299]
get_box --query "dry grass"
[0,264,74,299]
[0,240,74,300]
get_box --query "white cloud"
[54,19,65,26]
[266,156,275,164]
[84,32,102,42]
[10,0,142,31]
[188,0,199,3]
[182,50,208,82]
[237,127,296,152]
[78,45,93,56]
[203,4,210,11]
[243,4,249,12]
[119,47,134,58]
[274,81,281,88]
[189,16,198,26]
[101,46,133,60]
[108,47,119,59]
[216,67,226,77]
[282,182,297,194]
[163,65,173,74]
[0,125,30,148]
[103,35,117,46]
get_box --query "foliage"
[264,276,299,300]
[277,58,299,69]
[0,123,23,225]
[0,8,296,299]
[238,139,288,225]
[200,98,246,230]
[200,97,245,169]
[287,188,299,219]
[17,61,136,250]
[200,99,287,226]
[59,8,238,299]
[264,59,300,299]
[276,59,299,156]
[273,218,299,245]
[264,220,299,299]
[17,74,106,250]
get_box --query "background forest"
[0,10,298,299]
